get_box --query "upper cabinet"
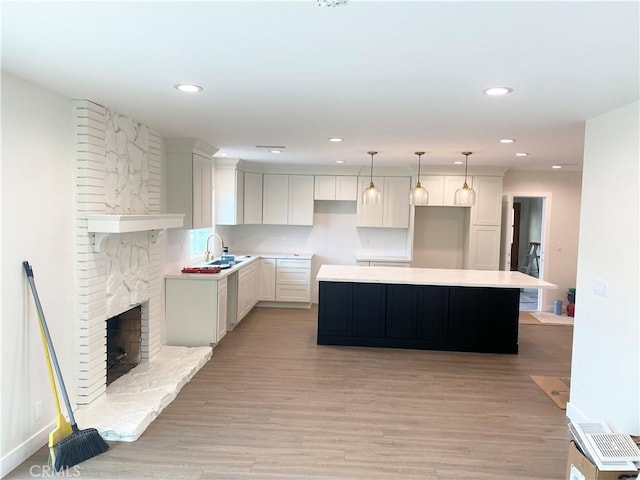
[470,176,503,225]
[215,162,244,225]
[314,175,357,201]
[443,176,471,206]
[165,138,216,229]
[288,175,315,225]
[357,176,410,228]
[263,174,314,226]
[412,175,473,207]
[243,172,263,225]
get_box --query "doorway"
[501,194,550,311]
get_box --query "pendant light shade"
[409,151,429,205]
[454,151,476,206]
[362,151,382,205]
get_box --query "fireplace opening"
[106,305,142,386]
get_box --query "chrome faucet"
[205,233,225,262]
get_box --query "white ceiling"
[2,1,638,171]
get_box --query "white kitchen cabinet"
[383,176,410,228]
[259,258,276,301]
[417,176,445,206]
[314,175,357,201]
[166,138,216,229]
[443,175,470,206]
[165,277,224,347]
[470,176,503,225]
[237,260,259,323]
[467,225,501,270]
[358,260,411,267]
[215,163,244,225]
[356,176,384,227]
[244,172,263,224]
[217,277,227,341]
[357,176,410,228]
[275,258,311,303]
[288,175,314,225]
[262,174,289,224]
[263,174,314,225]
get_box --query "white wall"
[567,101,639,434]
[412,207,466,269]
[1,73,75,476]
[503,170,582,311]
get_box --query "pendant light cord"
[367,151,377,187]
[462,152,472,186]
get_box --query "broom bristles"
[53,426,109,471]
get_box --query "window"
[189,228,213,259]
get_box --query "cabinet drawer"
[276,258,311,269]
[276,267,310,285]
[276,284,310,302]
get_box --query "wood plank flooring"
[7,305,574,479]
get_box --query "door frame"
[502,191,553,311]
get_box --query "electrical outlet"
[593,278,608,297]
[34,401,43,421]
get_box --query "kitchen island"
[316,265,556,354]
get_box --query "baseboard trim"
[1,420,54,478]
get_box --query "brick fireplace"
[73,100,164,405]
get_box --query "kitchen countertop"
[165,253,313,280]
[316,264,557,289]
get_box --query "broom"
[23,261,109,471]
[36,308,72,467]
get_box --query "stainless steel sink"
[207,256,249,268]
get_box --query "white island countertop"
[317,264,557,289]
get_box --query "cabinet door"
[383,177,410,228]
[448,287,519,351]
[356,176,384,227]
[192,154,213,229]
[335,176,357,201]
[314,176,336,200]
[471,176,503,225]
[416,286,448,340]
[318,282,352,336]
[443,176,470,207]
[237,270,250,321]
[288,175,314,225]
[217,278,227,342]
[244,172,263,224]
[353,283,386,337]
[215,167,244,225]
[259,259,276,301]
[467,225,501,270]
[386,285,417,339]
[419,176,445,206]
[263,174,289,225]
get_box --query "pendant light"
[454,151,476,206]
[362,151,382,205]
[409,151,429,205]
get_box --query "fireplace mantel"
[87,214,185,251]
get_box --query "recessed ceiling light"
[174,83,203,93]
[500,138,515,144]
[335,160,345,164]
[515,152,529,157]
[552,165,562,169]
[270,150,282,154]
[329,137,343,142]
[453,161,464,165]
[484,86,513,96]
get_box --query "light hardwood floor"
[8,306,573,479]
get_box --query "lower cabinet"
[237,261,259,323]
[317,281,519,354]
[258,257,312,305]
[165,277,227,347]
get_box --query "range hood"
[87,214,185,251]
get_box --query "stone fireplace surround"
[72,100,211,441]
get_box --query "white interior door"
[499,194,514,271]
